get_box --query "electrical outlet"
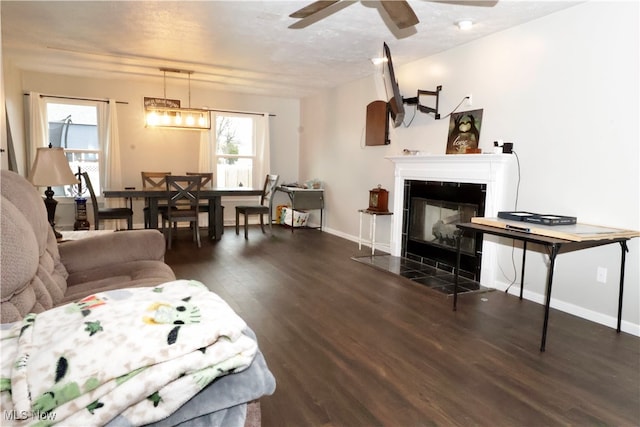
[596,267,607,284]
[465,94,472,106]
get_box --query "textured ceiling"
[1,1,578,98]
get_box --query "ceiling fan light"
[457,20,473,30]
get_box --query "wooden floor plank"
[164,226,640,427]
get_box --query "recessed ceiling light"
[457,20,473,30]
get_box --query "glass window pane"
[47,104,98,147]
[216,158,253,188]
[66,124,99,150]
[64,152,100,197]
[215,116,254,156]
[47,103,97,125]
[46,101,100,196]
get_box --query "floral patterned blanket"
[0,280,257,427]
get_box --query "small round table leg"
[370,214,376,256]
[358,211,363,250]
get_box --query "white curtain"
[27,91,48,175]
[198,127,213,173]
[100,100,124,229]
[255,113,271,183]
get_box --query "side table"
[454,219,639,352]
[358,209,393,255]
[275,186,324,232]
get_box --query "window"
[46,100,100,196]
[214,113,256,188]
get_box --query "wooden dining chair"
[81,172,133,230]
[185,172,213,211]
[186,172,222,234]
[141,171,172,228]
[235,174,279,239]
[186,172,213,188]
[161,175,203,249]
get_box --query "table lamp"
[28,145,80,238]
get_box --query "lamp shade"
[28,147,80,187]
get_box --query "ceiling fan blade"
[380,1,419,29]
[289,1,341,19]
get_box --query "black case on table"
[497,211,577,226]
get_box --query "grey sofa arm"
[59,229,167,274]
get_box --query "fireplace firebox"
[403,180,486,279]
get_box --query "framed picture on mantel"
[446,109,483,154]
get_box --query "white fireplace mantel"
[386,153,518,287]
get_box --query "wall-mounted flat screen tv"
[382,42,405,128]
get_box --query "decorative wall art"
[446,109,483,154]
[144,97,181,108]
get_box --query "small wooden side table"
[358,209,393,255]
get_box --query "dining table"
[103,187,262,240]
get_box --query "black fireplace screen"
[402,180,486,279]
[409,198,478,254]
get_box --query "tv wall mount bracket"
[403,85,442,120]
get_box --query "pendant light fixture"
[144,68,211,130]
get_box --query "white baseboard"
[322,226,391,254]
[493,280,640,337]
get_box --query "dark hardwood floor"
[164,226,640,427]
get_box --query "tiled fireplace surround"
[387,154,517,289]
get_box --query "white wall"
[299,1,640,333]
[6,71,300,226]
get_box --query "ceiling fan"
[290,0,497,30]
